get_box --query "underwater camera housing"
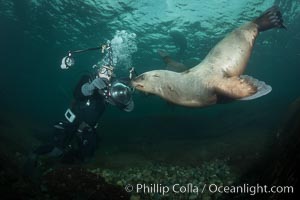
[109,81,133,106]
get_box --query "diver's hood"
[109,81,132,106]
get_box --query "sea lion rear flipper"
[215,75,272,100]
[254,5,286,32]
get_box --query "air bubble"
[100,30,137,71]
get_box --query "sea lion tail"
[239,75,272,100]
[254,5,286,32]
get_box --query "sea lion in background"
[169,30,187,56]
[157,50,188,72]
[132,6,285,107]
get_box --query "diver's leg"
[76,125,97,162]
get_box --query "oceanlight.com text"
[124,183,294,196]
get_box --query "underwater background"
[0,0,299,199]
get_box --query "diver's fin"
[254,5,286,32]
[22,153,38,178]
[215,75,271,100]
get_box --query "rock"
[189,194,198,200]
[43,167,130,200]
[130,194,140,200]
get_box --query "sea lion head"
[131,70,165,94]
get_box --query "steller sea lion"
[158,50,188,72]
[131,6,286,107]
[169,30,187,56]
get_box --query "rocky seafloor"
[88,159,236,200]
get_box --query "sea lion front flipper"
[214,75,272,100]
[239,75,272,100]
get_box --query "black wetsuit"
[35,74,133,163]
[72,74,106,127]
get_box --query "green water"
[0,1,299,199]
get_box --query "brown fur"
[132,8,282,107]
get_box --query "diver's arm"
[81,82,95,96]
[108,100,134,112]
[81,78,107,96]
[106,97,134,112]
[73,75,90,100]
[123,100,134,112]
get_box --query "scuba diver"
[29,43,136,164]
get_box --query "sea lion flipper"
[214,75,271,100]
[158,50,188,72]
[215,76,256,99]
[254,5,286,31]
[238,75,272,100]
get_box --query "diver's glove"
[81,78,108,96]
